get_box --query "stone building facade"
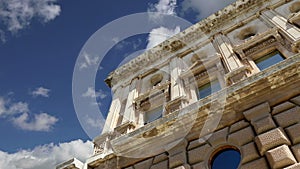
[57,0,300,168]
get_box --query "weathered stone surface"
[291,95,300,106]
[255,128,291,155]
[272,102,296,115]
[134,158,153,169]
[191,162,206,169]
[266,145,296,169]
[252,115,276,134]
[284,163,300,169]
[240,158,269,169]
[172,164,191,169]
[241,142,260,164]
[150,160,168,169]
[187,139,206,150]
[153,153,168,164]
[228,126,255,146]
[188,144,211,164]
[243,102,271,121]
[286,123,300,145]
[207,127,228,146]
[291,144,300,162]
[169,152,186,168]
[229,120,250,133]
[274,107,300,128]
[124,166,134,169]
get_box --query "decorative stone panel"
[265,145,296,169]
[255,127,291,155]
[284,163,300,169]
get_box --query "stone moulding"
[102,54,300,161]
[105,0,280,88]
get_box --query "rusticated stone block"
[134,158,153,169]
[252,115,276,134]
[173,164,191,169]
[228,126,255,146]
[243,102,270,121]
[284,163,300,169]
[291,144,300,162]
[241,142,260,164]
[229,120,250,133]
[266,145,296,169]
[187,139,206,150]
[124,166,134,169]
[150,160,168,169]
[192,162,206,169]
[286,123,300,144]
[153,153,168,164]
[207,127,228,147]
[188,144,211,164]
[169,152,186,168]
[272,102,296,115]
[274,107,300,128]
[255,128,291,155]
[291,95,300,106]
[240,158,269,169]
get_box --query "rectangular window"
[254,50,284,71]
[144,106,163,124]
[198,79,221,99]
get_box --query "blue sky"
[0,0,236,168]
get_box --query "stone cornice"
[106,0,283,88]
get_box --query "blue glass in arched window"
[211,148,241,169]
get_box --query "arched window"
[210,147,241,169]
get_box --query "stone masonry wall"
[116,94,300,169]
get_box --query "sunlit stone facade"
[57,0,300,168]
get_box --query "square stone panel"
[284,163,300,169]
[255,127,291,155]
[266,145,296,169]
[272,102,296,115]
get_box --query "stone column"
[260,9,300,52]
[122,78,139,123]
[213,34,247,84]
[170,57,186,100]
[102,87,123,133]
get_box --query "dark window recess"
[254,50,284,71]
[211,148,241,169]
[144,106,163,124]
[198,80,221,99]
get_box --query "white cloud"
[82,87,107,99]
[148,0,177,19]
[0,0,61,33]
[0,97,29,116]
[0,139,93,169]
[31,87,50,97]
[0,29,6,43]
[146,26,180,49]
[0,96,57,132]
[79,52,100,70]
[12,112,58,131]
[181,0,236,20]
